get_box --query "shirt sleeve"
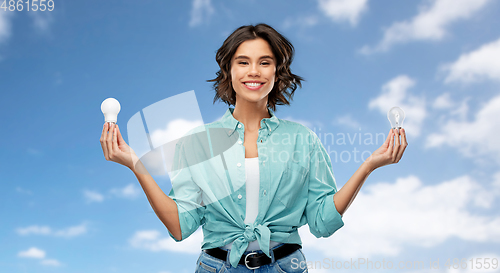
[167,139,205,242]
[305,133,344,238]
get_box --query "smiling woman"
[207,24,304,112]
[100,23,408,273]
[231,38,277,104]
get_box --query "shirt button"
[238,194,242,199]
[263,190,267,196]
[238,124,242,128]
[237,162,241,167]
[238,140,242,144]
[269,128,271,131]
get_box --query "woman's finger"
[106,123,115,159]
[116,124,125,145]
[382,129,392,148]
[396,128,408,162]
[100,123,109,159]
[392,128,400,161]
[387,129,394,155]
[112,124,119,152]
[401,128,408,146]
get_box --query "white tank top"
[222,157,280,251]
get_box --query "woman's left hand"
[365,128,408,171]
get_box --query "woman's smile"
[230,37,277,105]
[243,81,266,90]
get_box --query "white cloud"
[83,189,104,203]
[360,0,492,54]
[494,172,500,195]
[40,259,62,267]
[27,148,43,156]
[0,10,13,44]
[16,223,87,238]
[18,247,46,259]
[433,92,454,109]
[110,183,141,199]
[451,97,470,120]
[368,75,426,137]
[441,37,500,84]
[282,14,319,30]
[129,228,203,254]
[281,116,314,129]
[432,93,470,131]
[16,225,51,236]
[139,118,204,176]
[16,187,33,195]
[53,223,87,238]
[54,71,63,85]
[0,9,53,45]
[28,11,54,34]
[17,247,63,267]
[150,118,203,149]
[426,95,500,164]
[333,115,361,129]
[85,184,143,203]
[189,0,214,27]
[318,0,368,26]
[300,175,500,259]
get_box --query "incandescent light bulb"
[387,106,405,131]
[101,98,121,124]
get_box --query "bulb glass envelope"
[101,98,121,123]
[126,90,243,207]
[387,106,405,129]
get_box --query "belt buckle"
[244,251,260,270]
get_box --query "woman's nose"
[247,64,261,77]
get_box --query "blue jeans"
[195,243,309,273]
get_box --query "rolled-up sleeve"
[167,140,205,242]
[305,134,344,238]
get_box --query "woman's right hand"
[100,122,139,171]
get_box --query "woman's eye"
[261,62,270,65]
[239,61,248,65]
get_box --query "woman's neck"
[232,101,271,132]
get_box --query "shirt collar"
[221,107,280,137]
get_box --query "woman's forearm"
[333,161,374,216]
[131,161,182,241]
[333,128,407,216]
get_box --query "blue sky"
[1,0,500,272]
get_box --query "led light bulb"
[387,106,405,131]
[101,98,121,124]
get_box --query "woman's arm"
[100,123,182,240]
[333,128,408,216]
[131,161,182,241]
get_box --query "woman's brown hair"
[207,23,304,112]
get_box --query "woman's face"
[230,38,277,107]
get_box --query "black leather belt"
[204,243,301,269]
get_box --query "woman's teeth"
[245,82,262,87]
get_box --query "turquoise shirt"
[167,107,344,268]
